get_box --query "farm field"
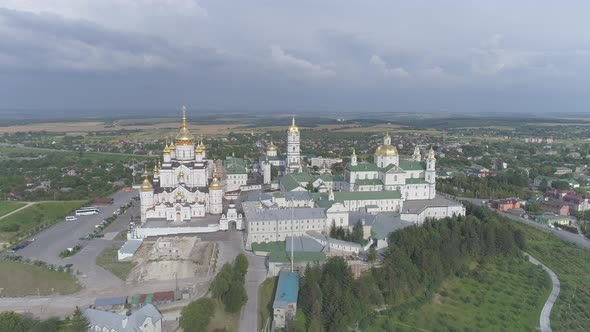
[373,255,551,331]
[0,260,81,297]
[0,201,85,244]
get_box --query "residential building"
[85,303,162,332]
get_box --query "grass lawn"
[208,298,240,332]
[0,260,81,297]
[373,255,551,332]
[258,277,278,329]
[0,201,26,218]
[0,201,85,244]
[514,223,590,331]
[95,246,136,280]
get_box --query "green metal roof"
[355,179,384,185]
[348,163,381,172]
[251,241,285,253]
[280,174,303,191]
[224,157,248,174]
[312,190,402,207]
[398,161,426,171]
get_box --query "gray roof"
[274,191,312,201]
[349,211,378,227]
[306,231,362,249]
[285,235,325,252]
[401,196,463,215]
[119,239,143,255]
[85,304,162,332]
[371,213,413,239]
[243,202,326,223]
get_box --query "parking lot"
[16,190,138,268]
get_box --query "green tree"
[0,312,33,332]
[367,246,377,262]
[61,307,90,332]
[352,220,364,244]
[233,254,249,280]
[179,297,216,332]
[223,280,248,313]
[210,263,233,299]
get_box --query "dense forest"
[437,170,532,199]
[291,203,526,332]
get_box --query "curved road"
[526,253,560,332]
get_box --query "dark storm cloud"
[0,1,589,114]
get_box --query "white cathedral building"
[139,107,223,223]
[136,109,464,253]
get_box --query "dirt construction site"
[127,236,213,284]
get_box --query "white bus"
[75,207,100,216]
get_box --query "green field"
[372,255,550,331]
[258,277,278,329]
[515,223,590,331]
[0,201,26,218]
[95,246,136,280]
[0,260,81,297]
[0,201,85,244]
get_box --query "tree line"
[292,203,526,332]
[0,307,89,332]
[437,169,532,199]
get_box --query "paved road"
[198,231,268,332]
[526,253,560,332]
[239,252,267,332]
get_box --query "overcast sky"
[1,1,589,116]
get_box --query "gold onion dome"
[267,140,277,151]
[210,176,222,190]
[169,141,176,151]
[288,115,299,133]
[153,161,159,175]
[140,169,153,192]
[375,144,398,156]
[210,164,222,190]
[163,142,171,154]
[427,146,436,160]
[175,106,195,145]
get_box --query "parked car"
[65,216,77,221]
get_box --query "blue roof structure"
[273,271,299,310]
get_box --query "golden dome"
[375,144,398,156]
[427,146,436,161]
[163,142,171,155]
[288,115,299,134]
[140,169,153,192]
[169,141,176,151]
[153,161,159,176]
[175,106,195,146]
[267,140,277,152]
[210,177,222,190]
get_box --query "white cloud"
[369,54,410,78]
[270,45,333,78]
[470,34,530,75]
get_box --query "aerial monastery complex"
[135,106,464,250]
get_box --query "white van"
[65,216,77,221]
